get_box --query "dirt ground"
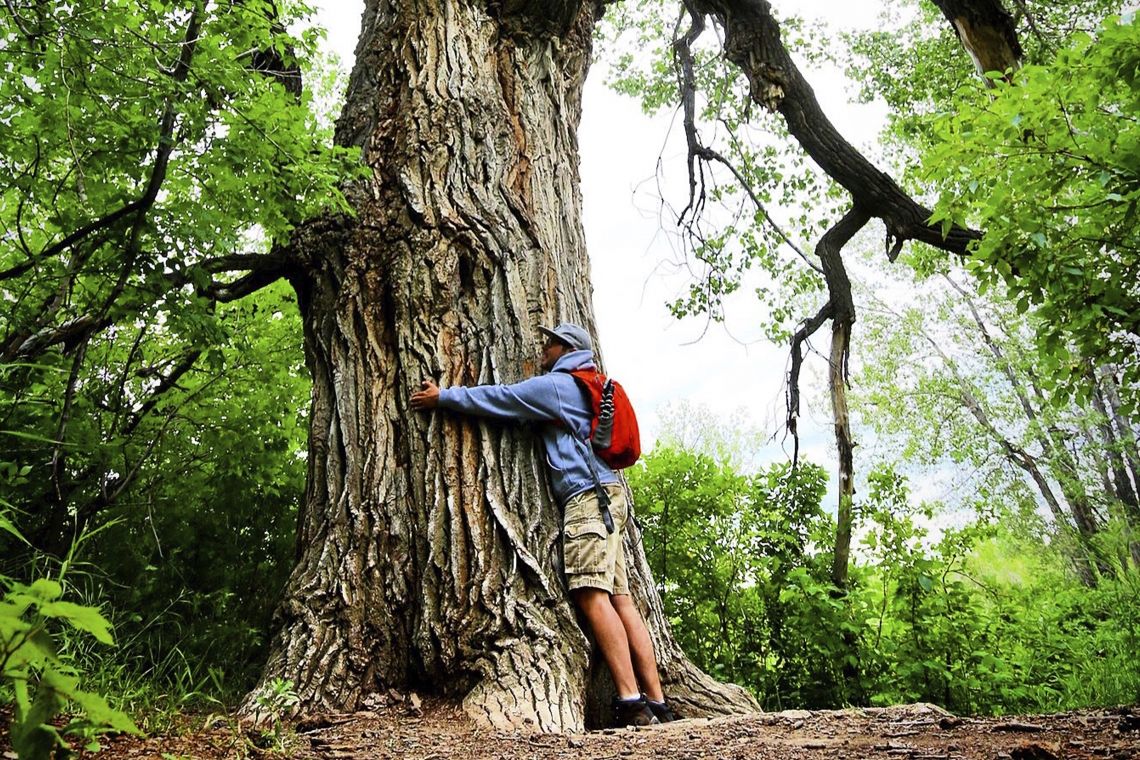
[9,698,1134,760]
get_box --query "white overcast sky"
[309,1,887,477]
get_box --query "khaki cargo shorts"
[562,483,629,595]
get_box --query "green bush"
[632,446,1140,714]
[1,511,138,759]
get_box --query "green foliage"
[0,0,359,361]
[75,283,307,701]
[253,677,300,753]
[0,0,349,558]
[633,434,1140,713]
[628,446,751,679]
[598,0,679,113]
[598,0,837,342]
[629,444,859,708]
[858,466,1004,711]
[920,16,1140,408]
[841,1,1121,150]
[0,0,330,711]
[1,549,139,758]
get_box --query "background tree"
[0,1,354,714]
[0,0,356,555]
[854,266,1140,579]
[603,0,1133,588]
[845,1,1137,405]
[842,2,1140,577]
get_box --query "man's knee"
[611,593,640,619]
[611,593,633,610]
[572,586,611,611]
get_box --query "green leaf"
[38,601,116,645]
[0,514,29,544]
[27,579,63,602]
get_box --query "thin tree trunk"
[1090,368,1140,566]
[944,277,1102,543]
[816,208,868,589]
[829,318,855,589]
[786,207,866,590]
[911,312,1098,584]
[1099,367,1140,566]
[1098,366,1140,512]
[1080,417,1120,508]
[1090,374,1138,509]
[249,0,754,731]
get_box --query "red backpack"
[564,369,641,469]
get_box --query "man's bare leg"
[573,588,640,697]
[612,594,665,702]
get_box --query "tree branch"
[50,338,89,506]
[2,0,33,39]
[1007,0,1052,56]
[2,248,290,362]
[929,0,1022,79]
[122,350,203,437]
[7,314,108,361]
[787,300,833,464]
[674,2,709,224]
[672,4,822,275]
[688,0,982,258]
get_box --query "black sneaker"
[646,699,678,723]
[613,696,659,727]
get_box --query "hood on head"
[551,349,596,374]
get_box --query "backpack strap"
[555,368,615,534]
[574,435,615,534]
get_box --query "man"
[409,323,676,728]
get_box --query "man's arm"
[409,375,567,422]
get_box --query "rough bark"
[249,0,755,732]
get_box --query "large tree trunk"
[248,0,755,732]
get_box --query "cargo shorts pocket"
[563,518,609,575]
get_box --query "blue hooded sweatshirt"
[437,349,618,505]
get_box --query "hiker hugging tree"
[411,323,674,728]
[247,0,1004,731]
[247,0,754,732]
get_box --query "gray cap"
[538,322,593,352]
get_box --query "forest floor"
[4,699,1140,759]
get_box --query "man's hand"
[410,378,440,410]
